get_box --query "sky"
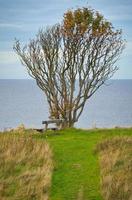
[0,0,132,79]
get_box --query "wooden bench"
[42,119,65,130]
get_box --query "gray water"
[0,79,132,130]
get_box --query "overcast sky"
[0,0,132,79]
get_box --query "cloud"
[0,0,131,79]
[124,41,132,56]
[0,23,23,29]
[90,3,132,22]
[107,14,132,21]
[0,51,19,65]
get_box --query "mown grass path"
[37,128,132,200]
[48,129,102,200]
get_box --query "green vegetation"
[36,128,132,200]
[0,127,132,200]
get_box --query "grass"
[35,127,132,200]
[0,127,132,200]
[0,129,53,200]
[96,136,132,200]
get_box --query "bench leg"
[45,123,48,131]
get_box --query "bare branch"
[14,7,125,128]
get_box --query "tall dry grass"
[0,131,53,200]
[96,137,132,200]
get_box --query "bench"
[42,119,65,130]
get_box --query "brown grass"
[0,130,53,200]
[77,185,84,200]
[96,137,132,200]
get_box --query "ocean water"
[0,79,132,130]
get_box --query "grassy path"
[0,128,132,200]
[48,129,102,200]
[43,128,132,200]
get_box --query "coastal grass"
[96,136,132,200]
[0,129,53,200]
[0,127,132,200]
[35,127,132,200]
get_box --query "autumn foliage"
[63,8,113,37]
[14,7,125,128]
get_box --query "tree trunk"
[57,120,75,129]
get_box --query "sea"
[0,79,132,131]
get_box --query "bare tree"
[14,7,125,128]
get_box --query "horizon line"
[0,78,132,80]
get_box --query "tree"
[14,7,125,128]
